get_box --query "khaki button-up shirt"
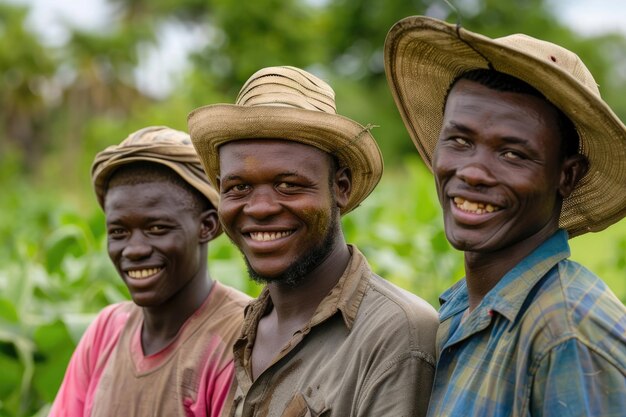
[230,245,439,417]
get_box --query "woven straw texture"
[385,16,626,237]
[91,126,220,212]
[188,66,383,215]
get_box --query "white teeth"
[249,231,293,242]
[128,268,162,279]
[454,197,500,214]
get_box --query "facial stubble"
[243,203,341,289]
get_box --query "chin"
[446,229,478,251]
[129,295,157,307]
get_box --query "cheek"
[299,206,329,232]
[432,156,450,199]
[217,203,243,243]
[107,240,121,260]
[217,202,236,226]
[301,195,334,229]
[432,147,453,176]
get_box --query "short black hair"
[105,161,211,215]
[445,69,580,158]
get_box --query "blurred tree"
[57,26,153,184]
[2,0,625,179]
[0,4,56,172]
[1,1,625,415]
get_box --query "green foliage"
[343,157,464,302]
[3,155,625,416]
[0,0,625,415]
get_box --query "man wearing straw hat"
[385,16,626,416]
[188,66,439,416]
[49,126,250,417]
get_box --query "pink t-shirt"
[49,282,249,417]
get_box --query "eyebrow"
[443,121,533,146]
[106,214,175,225]
[220,174,242,182]
[441,121,476,135]
[221,171,304,182]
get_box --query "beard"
[244,205,341,289]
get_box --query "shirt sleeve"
[206,361,236,417]
[530,337,626,416]
[356,351,435,417]
[48,304,127,417]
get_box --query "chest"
[250,315,303,381]
[90,316,230,417]
[429,311,536,417]
[234,317,362,417]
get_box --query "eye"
[107,227,127,239]
[276,182,296,190]
[148,224,168,234]
[233,184,250,192]
[453,137,469,146]
[222,183,250,195]
[503,150,524,160]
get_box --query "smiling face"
[433,79,582,258]
[218,139,349,287]
[104,178,217,307]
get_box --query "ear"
[199,207,220,243]
[558,153,589,199]
[333,166,352,210]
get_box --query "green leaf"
[0,342,23,399]
[44,225,89,274]
[0,298,18,324]
[32,320,76,402]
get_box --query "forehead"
[218,139,332,177]
[445,79,560,123]
[443,80,561,141]
[104,180,190,213]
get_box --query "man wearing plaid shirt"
[385,16,626,416]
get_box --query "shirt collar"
[439,229,571,323]
[239,244,371,336]
[307,245,371,331]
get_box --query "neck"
[141,263,214,355]
[267,240,351,325]
[464,227,557,312]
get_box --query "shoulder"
[73,301,135,364]
[212,281,252,315]
[522,259,626,367]
[87,301,135,338]
[195,282,250,345]
[367,273,438,320]
[355,272,439,362]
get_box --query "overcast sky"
[9,0,626,39]
[6,0,626,97]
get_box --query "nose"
[456,163,497,187]
[243,186,281,219]
[121,232,152,260]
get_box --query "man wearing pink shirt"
[49,126,250,417]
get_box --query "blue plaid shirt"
[427,229,626,416]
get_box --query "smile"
[127,267,162,279]
[249,231,293,242]
[454,196,501,214]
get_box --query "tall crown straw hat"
[91,126,221,234]
[384,16,626,237]
[187,65,383,214]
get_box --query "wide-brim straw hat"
[188,65,383,215]
[384,15,626,237]
[92,126,221,234]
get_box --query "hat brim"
[92,156,222,235]
[385,16,626,237]
[188,104,383,214]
